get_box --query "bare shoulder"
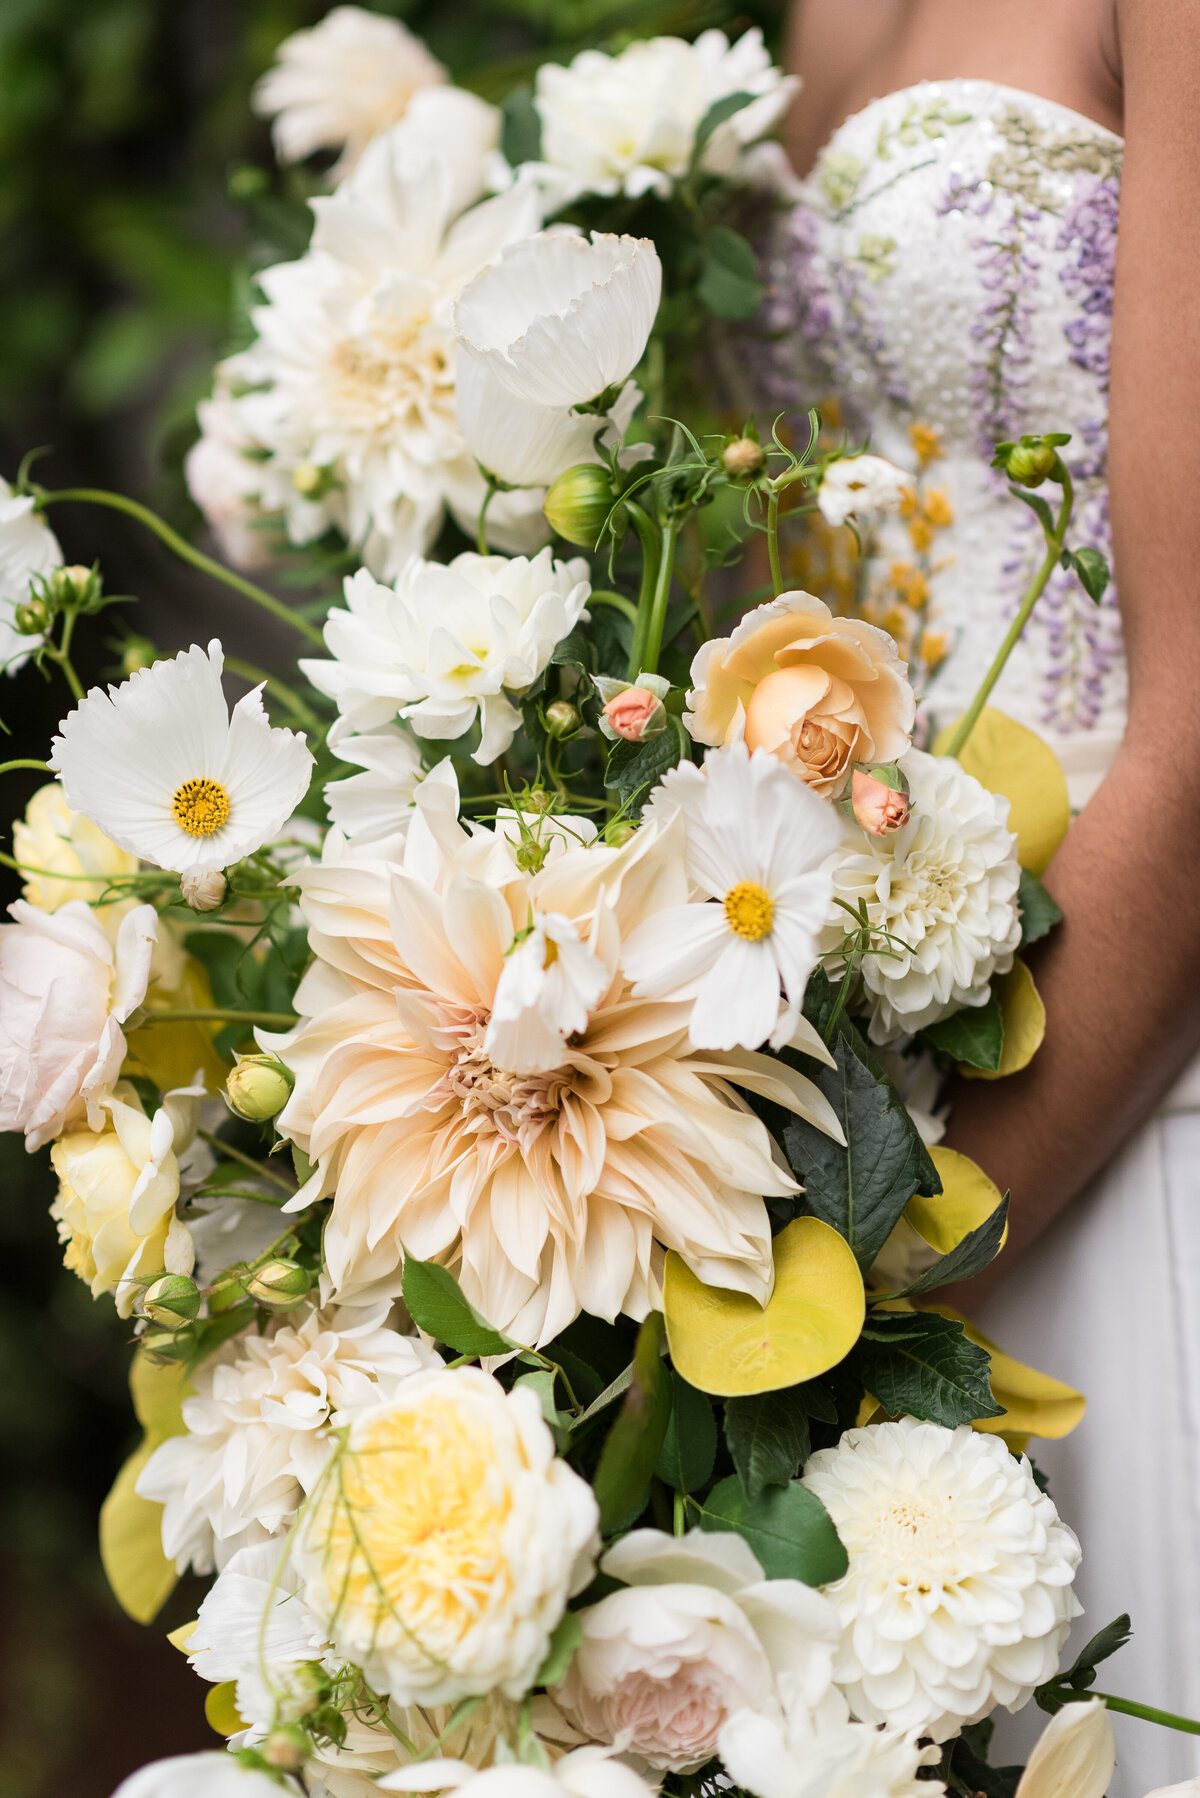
[785,0,908,174]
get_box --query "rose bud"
[545,700,581,739]
[722,436,765,478]
[263,1724,309,1771]
[143,1274,202,1329]
[544,462,615,547]
[247,1258,312,1309]
[594,671,670,742]
[227,1053,295,1122]
[181,869,227,912]
[851,763,912,836]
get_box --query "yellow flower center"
[722,881,775,941]
[171,777,230,838]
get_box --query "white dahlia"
[802,1418,1082,1742]
[263,768,841,1344]
[719,1701,942,1798]
[824,748,1022,1043]
[294,1368,599,1706]
[302,548,591,764]
[0,474,61,673]
[137,1302,438,1574]
[253,6,447,175]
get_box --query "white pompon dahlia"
[817,455,911,529]
[719,1702,942,1798]
[49,641,313,878]
[0,475,62,673]
[380,1747,655,1798]
[823,749,1022,1043]
[621,743,841,1052]
[253,6,447,175]
[294,1368,600,1706]
[802,1418,1082,1742]
[111,1755,291,1798]
[136,1303,438,1574]
[302,550,591,763]
[263,766,840,1343]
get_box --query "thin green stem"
[822,958,857,1044]
[945,470,1074,759]
[1058,1689,1200,1736]
[639,514,680,677]
[37,488,326,647]
[624,501,662,679]
[138,1006,298,1029]
[48,607,85,699]
[476,479,497,557]
[588,588,640,627]
[766,487,783,596]
[0,759,52,777]
[673,1492,686,1536]
[197,1129,295,1193]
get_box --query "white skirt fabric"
[979,1085,1200,1792]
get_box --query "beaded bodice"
[755,80,1124,804]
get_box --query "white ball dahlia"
[823,748,1022,1043]
[136,1303,438,1573]
[801,1418,1082,1742]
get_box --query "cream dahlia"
[294,1368,599,1706]
[137,1302,438,1573]
[823,749,1022,1042]
[802,1418,1082,1742]
[264,769,841,1343]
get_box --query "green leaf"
[1010,485,1056,534]
[401,1257,513,1357]
[725,1392,811,1501]
[535,1610,583,1689]
[698,226,764,321]
[783,1030,937,1271]
[1036,1614,1133,1712]
[920,997,1004,1071]
[880,1195,1010,1298]
[689,91,756,171]
[794,1380,839,1425]
[854,1312,1004,1427]
[500,84,542,166]
[656,1373,717,1493]
[549,627,595,674]
[1065,545,1110,603]
[594,1314,672,1533]
[699,1475,847,1585]
[515,1368,571,1452]
[604,715,687,810]
[1017,866,1064,948]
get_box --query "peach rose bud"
[851,764,911,836]
[594,671,670,743]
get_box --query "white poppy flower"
[0,475,62,673]
[718,1699,942,1798]
[454,231,661,410]
[485,910,610,1075]
[302,549,591,765]
[49,641,313,877]
[817,455,911,529]
[621,742,841,1052]
[253,6,447,176]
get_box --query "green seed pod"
[227,1054,295,1122]
[543,463,614,547]
[246,1259,313,1309]
[144,1274,202,1328]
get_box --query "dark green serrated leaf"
[698,1475,847,1585]
[855,1312,1004,1426]
[689,91,756,171]
[1067,544,1109,602]
[698,226,764,321]
[725,1392,811,1501]
[500,84,541,166]
[400,1257,513,1357]
[920,997,1004,1071]
[604,715,687,809]
[1018,867,1064,949]
[594,1314,672,1533]
[879,1195,1010,1299]
[657,1373,717,1493]
[549,627,594,673]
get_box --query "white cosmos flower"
[187,1542,327,1739]
[253,6,447,176]
[718,1700,942,1798]
[555,1528,840,1773]
[111,1754,292,1798]
[302,549,591,764]
[454,357,643,489]
[49,641,313,878]
[1014,1699,1114,1798]
[817,455,911,529]
[506,29,797,203]
[453,231,661,410]
[622,743,840,1052]
[137,1302,438,1574]
[485,911,610,1076]
[0,475,62,673]
[822,749,1022,1043]
[802,1418,1082,1742]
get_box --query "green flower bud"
[51,564,102,608]
[292,462,334,499]
[121,635,158,675]
[1005,442,1059,487]
[246,1259,312,1309]
[140,1327,190,1360]
[722,436,765,478]
[286,1662,331,1718]
[545,700,581,739]
[144,1274,202,1328]
[228,164,270,203]
[605,820,637,847]
[227,1054,294,1122]
[543,463,614,547]
[262,1724,309,1771]
[13,598,52,636]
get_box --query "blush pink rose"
[851,768,911,836]
[603,686,662,741]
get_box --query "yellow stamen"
[171,777,231,838]
[723,881,775,942]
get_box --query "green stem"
[37,488,327,647]
[0,759,52,777]
[639,514,680,677]
[197,1129,294,1193]
[625,501,662,679]
[476,480,496,557]
[673,1492,686,1537]
[49,607,85,699]
[766,486,783,596]
[945,469,1074,759]
[138,1006,298,1029]
[222,654,321,728]
[1058,1689,1200,1736]
[588,588,640,627]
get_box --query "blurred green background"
[0,2,783,1791]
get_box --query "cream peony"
[0,897,156,1150]
[303,549,591,764]
[253,6,447,175]
[137,1302,438,1574]
[823,749,1022,1042]
[380,1747,654,1798]
[686,593,914,799]
[264,767,840,1344]
[1014,1699,1114,1798]
[817,455,911,529]
[802,1418,1082,1742]
[294,1368,599,1706]
[50,1081,201,1317]
[110,1755,291,1798]
[718,1700,943,1798]
[555,1527,840,1773]
[0,474,62,673]
[14,782,138,914]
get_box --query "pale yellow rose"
[50,1082,199,1316]
[685,593,915,797]
[14,782,137,912]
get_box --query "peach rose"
[603,686,662,741]
[685,592,915,798]
[851,767,911,836]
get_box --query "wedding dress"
[754,80,1200,1791]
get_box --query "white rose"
[817,455,911,528]
[555,1527,840,1773]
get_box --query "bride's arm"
[942,0,1200,1303]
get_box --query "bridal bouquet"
[0,11,1168,1798]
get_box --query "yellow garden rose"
[15,781,137,912]
[685,592,915,797]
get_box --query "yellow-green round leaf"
[167,1620,199,1654]
[905,1146,1006,1254]
[933,706,1070,873]
[130,1351,191,1437]
[664,1217,865,1397]
[963,959,1045,1081]
[205,1682,246,1737]
[930,1305,1086,1441]
[99,1438,179,1625]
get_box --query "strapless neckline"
[812,77,1124,166]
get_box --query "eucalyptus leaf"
[657,1373,717,1493]
[1018,867,1064,948]
[725,1392,811,1501]
[400,1257,513,1357]
[594,1314,672,1533]
[698,1475,847,1585]
[920,998,1003,1071]
[854,1312,1004,1427]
